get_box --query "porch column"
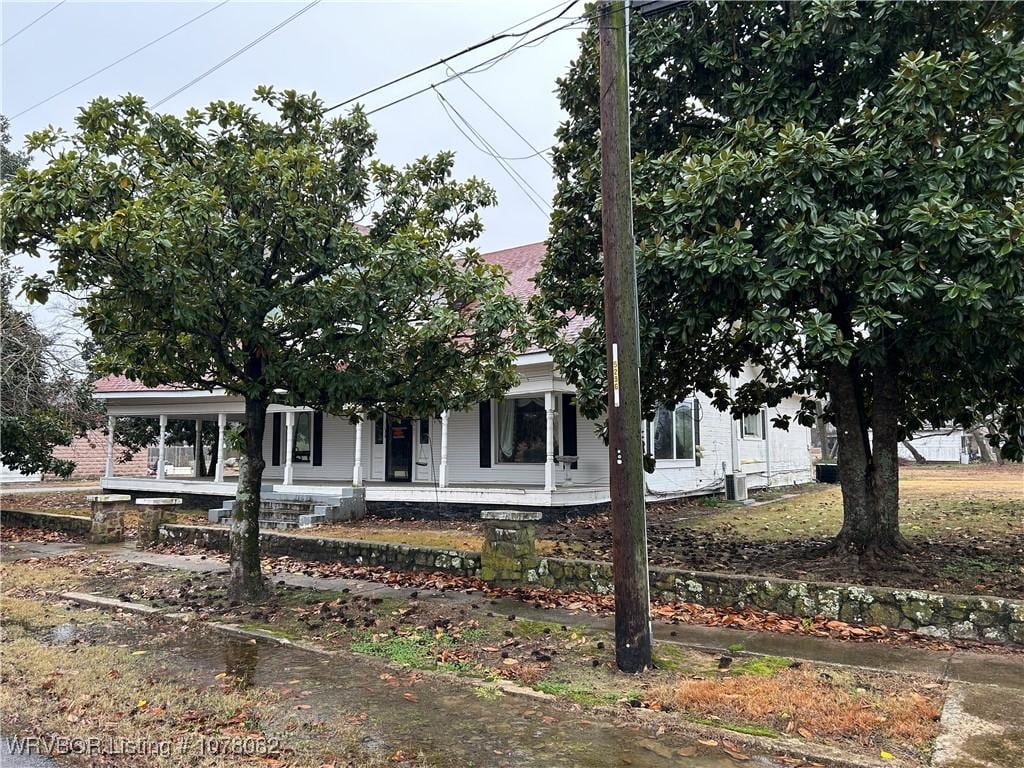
[283,411,295,485]
[104,415,116,479]
[156,414,168,480]
[215,413,227,483]
[194,418,202,478]
[544,392,556,492]
[439,411,449,488]
[353,416,363,487]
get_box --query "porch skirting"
[100,476,611,519]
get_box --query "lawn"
[0,555,948,766]
[546,464,1023,596]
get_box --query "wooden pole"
[599,0,653,673]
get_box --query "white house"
[94,242,813,513]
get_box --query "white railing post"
[215,413,227,483]
[439,411,449,488]
[156,414,168,480]
[353,416,364,487]
[283,411,295,485]
[104,414,116,479]
[544,392,556,492]
[194,418,202,477]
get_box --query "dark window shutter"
[479,401,491,468]
[272,413,282,466]
[312,412,324,466]
[762,410,768,439]
[693,399,701,466]
[561,393,578,468]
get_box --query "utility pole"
[599,0,653,673]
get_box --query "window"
[374,418,384,445]
[649,401,695,461]
[292,412,312,462]
[496,397,557,463]
[419,419,430,444]
[741,411,763,439]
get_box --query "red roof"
[94,375,189,393]
[482,241,545,301]
[94,242,568,394]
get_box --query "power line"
[325,0,577,113]
[446,67,553,169]
[11,1,231,119]
[1,0,65,47]
[351,0,659,119]
[364,12,588,118]
[433,88,550,217]
[153,0,320,109]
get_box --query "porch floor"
[100,475,611,507]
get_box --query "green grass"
[350,630,454,668]
[687,717,780,738]
[533,680,619,707]
[730,655,792,676]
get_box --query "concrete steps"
[208,487,365,530]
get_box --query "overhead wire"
[432,87,550,216]
[11,1,231,119]
[324,0,577,113]
[1,0,65,47]
[153,0,321,108]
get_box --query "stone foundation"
[135,497,182,549]
[87,494,131,544]
[480,509,542,585]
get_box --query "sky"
[2,0,586,328]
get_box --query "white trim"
[94,388,226,400]
[353,418,363,487]
[156,415,168,480]
[283,412,295,485]
[215,413,227,483]
[104,415,115,479]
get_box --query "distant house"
[2,430,147,483]
[94,242,813,513]
[898,428,970,463]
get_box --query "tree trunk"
[972,428,995,463]
[815,401,832,461]
[228,396,269,602]
[901,439,928,464]
[826,360,909,559]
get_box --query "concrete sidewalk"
[1,483,100,495]
[7,540,1023,767]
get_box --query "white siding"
[249,360,813,497]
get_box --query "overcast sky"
[2,0,584,326]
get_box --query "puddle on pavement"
[148,629,783,768]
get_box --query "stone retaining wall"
[0,508,92,535]
[158,524,480,578]
[156,521,1023,645]
[526,557,1024,645]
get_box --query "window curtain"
[498,400,516,461]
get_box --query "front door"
[370,418,385,481]
[386,418,413,482]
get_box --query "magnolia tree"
[534,1,1024,560]
[3,89,525,599]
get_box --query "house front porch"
[99,475,612,509]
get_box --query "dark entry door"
[386,418,413,482]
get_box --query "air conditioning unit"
[725,472,748,502]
